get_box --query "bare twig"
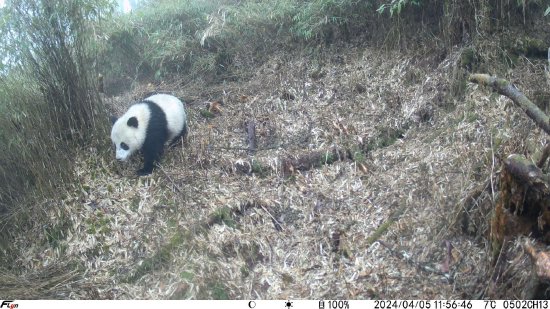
[377,240,450,279]
[158,164,184,196]
[504,154,550,193]
[258,203,284,232]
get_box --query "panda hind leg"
[168,123,188,148]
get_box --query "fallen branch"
[366,202,406,245]
[281,147,348,176]
[546,47,550,88]
[377,240,450,279]
[469,74,550,135]
[230,147,349,176]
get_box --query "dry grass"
[7,43,549,299]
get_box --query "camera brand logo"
[0,301,18,309]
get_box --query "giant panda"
[110,93,187,176]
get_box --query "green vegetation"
[85,213,112,235]
[199,109,216,119]
[124,228,191,283]
[321,151,337,165]
[0,0,110,244]
[351,147,367,164]
[97,0,381,93]
[377,0,421,16]
[98,0,548,94]
[251,159,270,177]
[366,127,406,152]
[208,206,236,228]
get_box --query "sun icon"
[285,300,293,308]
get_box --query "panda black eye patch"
[120,142,129,150]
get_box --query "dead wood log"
[246,120,257,155]
[491,154,550,250]
[281,147,347,176]
[524,241,550,281]
[537,142,550,168]
[504,154,550,193]
[377,240,449,278]
[232,148,349,177]
[469,74,550,135]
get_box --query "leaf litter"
[9,44,550,299]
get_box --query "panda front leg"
[138,143,163,176]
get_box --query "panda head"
[110,105,149,162]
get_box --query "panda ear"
[127,117,139,128]
[110,115,118,125]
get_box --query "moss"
[251,160,269,177]
[459,48,478,70]
[281,173,298,183]
[180,270,194,281]
[169,231,186,247]
[366,127,405,152]
[240,266,250,278]
[495,78,508,89]
[200,109,215,119]
[208,206,237,228]
[44,220,71,248]
[466,112,479,123]
[208,282,229,300]
[321,152,336,165]
[85,215,112,235]
[86,226,96,234]
[130,195,140,211]
[351,147,366,164]
[512,37,547,58]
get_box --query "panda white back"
[146,94,186,142]
[110,93,187,176]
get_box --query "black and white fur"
[111,93,187,176]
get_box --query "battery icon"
[319,300,325,309]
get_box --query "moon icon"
[248,301,256,308]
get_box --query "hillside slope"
[12,43,549,299]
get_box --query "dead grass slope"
[10,44,549,299]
